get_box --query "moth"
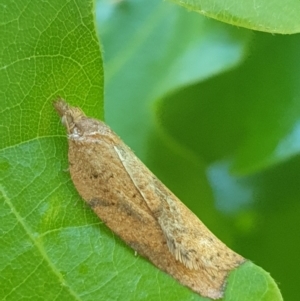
[54,99,244,299]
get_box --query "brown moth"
[54,99,245,299]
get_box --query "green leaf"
[1,0,285,300]
[0,0,103,299]
[171,0,300,34]
[224,262,283,301]
[0,0,104,150]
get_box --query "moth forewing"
[114,143,242,272]
[54,99,245,300]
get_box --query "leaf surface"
[171,0,300,34]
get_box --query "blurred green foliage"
[98,0,300,300]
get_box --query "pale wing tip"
[166,237,201,270]
[167,236,243,272]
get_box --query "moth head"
[53,99,86,134]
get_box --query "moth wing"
[114,144,213,271]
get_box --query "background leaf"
[97,0,299,299]
[157,33,300,175]
[97,0,284,300]
[97,0,251,157]
[171,0,300,34]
